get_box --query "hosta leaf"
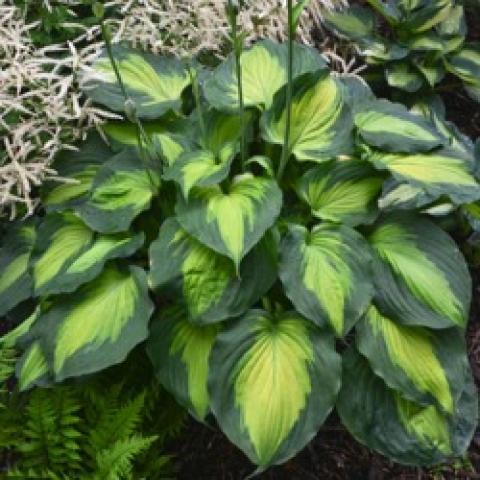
[200,109,251,163]
[81,46,190,119]
[413,97,475,160]
[414,60,445,88]
[323,6,376,42]
[102,120,191,166]
[203,39,324,111]
[446,44,480,84]
[77,149,160,233]
[32,212,93,295]
[340,76,376,115]
[23,265,153,382]
[279,223,374,336]
[437,5,466,39]
[297,159,384,226]
[355,100,444,153]
[368,214,471,329]
[378,180,435,211]
[149,219,277,324]
[362,39,408,62]
[163,109,253,197]
[17,341,50,391]
[407,33,445,52]
[43,133,111,210]
[147,306,220,420]
[366,0,401,23]
[386,62,425,92]
[14,310,51,391]
[357,305,469,413]
[163,150,233,199]
[176,174,282,271]
[32,212,145,296]
[0,222,35,316]
[401,0,453,33]
[337,348,477,466]
[368,148,480,204]
[209,310,341,467]
[261,70,353,162]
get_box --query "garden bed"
[170,266,480,480]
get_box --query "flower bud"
[124,98,137,123]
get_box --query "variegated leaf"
[81,46,190,118]
[21,265,153,382]
[355,99,444,153]
[203,39,324,111]
[297,159,384,226]
[368,214,471,329]
[261,70,353,162]
[367,148,480,204]
[337,347,477,466]
[43,133,112,211]
[176,174,282,271]
[147,306,220,420]
[31,212,144,296]
[0,222,35,316]
[77,149,161,233]
[209,310,341,467]
[357,305,469,414]
[279,223,374,336]
[149,219,277,324]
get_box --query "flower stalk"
[226,1,247,171]
[277,0,294,182]
[94,3,156,185]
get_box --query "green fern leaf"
[94,435,157,480]
[88,391,146,454]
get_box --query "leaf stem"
[277,0,294,182]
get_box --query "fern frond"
[94,435,157,480]
[19,388,83,473]
[145,384,186,445]
[87,391,146,454]
[0,345,16,406]
[6,466,68,479]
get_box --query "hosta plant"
[1,16,479,473]
[324,0,480,101]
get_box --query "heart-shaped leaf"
[209,310,341,467]
[368,214,471,329]
[81,46,190,119]
[261,70,353,162]
[337,347,477,466]
[176,174,282,271]
[149,219,277,324]
[279,223,374,336]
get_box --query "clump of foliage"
[1,0,479,474]
[0,342,184,479]
[324,0,480,101]
[1,0,347,219]
[13,0,99,47]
